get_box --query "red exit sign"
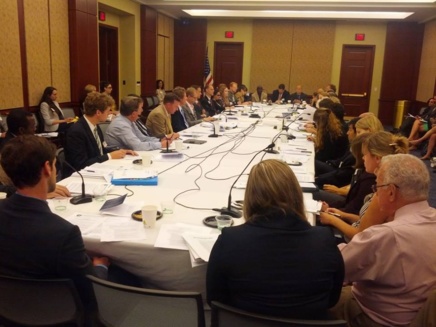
[225,31,234,38]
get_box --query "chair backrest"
[87,275,205,327]
[145,96,154,109]
[0,114,7,132]
[0,275,84,327]
[152,95,160,106]
[98,121,111,136]
[55,147,66,182]
[62,107,76,118]
[211,302,347,327]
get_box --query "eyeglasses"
[371,183,400,193]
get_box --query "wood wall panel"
[140,5,157,96]
[0,0,23,110]
[378,22,424,124]
[24,0,51,106]
[174,19,207,88]
[49,0,71,103]
[416,20,436,101]
[68,0,99,107]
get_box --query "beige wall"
[207,19,253,90]
[99,0,141,99]
[332,22,387,115]
[417,19,436,101]
[0,0,23,110]
[0,0,70,109]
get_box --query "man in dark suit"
[0,135,108,323]
[271,84,290,104]
[200,84,216,116]
[65,92,135,173]
[171,86,190,133]
[289,85,308,104]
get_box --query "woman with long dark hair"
[38,86,73,132]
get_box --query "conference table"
[54,103,317,304]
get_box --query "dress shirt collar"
[392,201,434,224]
[83,115,97,132]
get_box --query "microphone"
[161,121,174,153]
[207,121,219,138]
[62,160,93,205]
[212,146,267,218]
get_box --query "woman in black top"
[207,159,344,319]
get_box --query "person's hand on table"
[160,138,171,148]
[203,117,215,122]
[47,184,71,199]
[124,149,138,156]
[110,149,129,159]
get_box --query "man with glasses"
[330,154,436,326]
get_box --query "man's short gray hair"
[379,154,429,201]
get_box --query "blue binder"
[111,176,158,186]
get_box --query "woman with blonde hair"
[311,108,349,162]
[319,131,409,241]
[218,84,231,108]
[207,159,344,319]
[355,114,384,134]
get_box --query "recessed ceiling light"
[183,9,414,19]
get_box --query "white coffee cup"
[0,192,7,200]
[142,205,157,228]
[175,139,183,152]
[142,153,152,167]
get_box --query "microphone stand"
[213,146,267,218]
[207,121,219,138]
[63,160,93,205]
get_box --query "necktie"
[179,108,189,128]
[93,126,103,155]
[278,93,282,101]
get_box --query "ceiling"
[132,0,436,23]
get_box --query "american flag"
[203,47,214,88]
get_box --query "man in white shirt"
[330,154,436,326]
[105,96,169,151]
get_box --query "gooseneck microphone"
[207,121,219,138]
[213,139,266,218]
[62,160,93,205]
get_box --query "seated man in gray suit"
[105,95,169,151]
[182,87,215,127]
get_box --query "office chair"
[211,301,347,327]
[0,275,84,326]
[87,275,205,327]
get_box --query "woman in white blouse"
[38,86,73,132]
[156,80,166,104]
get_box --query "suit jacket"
[182,104,202,126]
[171,107,189,133]
[289,92,308,103]
[207,208,344,319]
[251,91,268,103]
[200,95,216,116]
[271,89,290,103]
[0,193,107,315]
[65,116,109,171]
[146,104,173,139]
[340,169,376,215]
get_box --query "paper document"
[154,223,212,250]
[182,232,219,262]
[100,218,147,242]
[65,213,106,235]
[304,198,322,213]
[67,182,111,195]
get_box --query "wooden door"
[99,24,119,106]
[338,45,375,117]
[214,42,243,86]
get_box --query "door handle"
[341,93,367,97]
